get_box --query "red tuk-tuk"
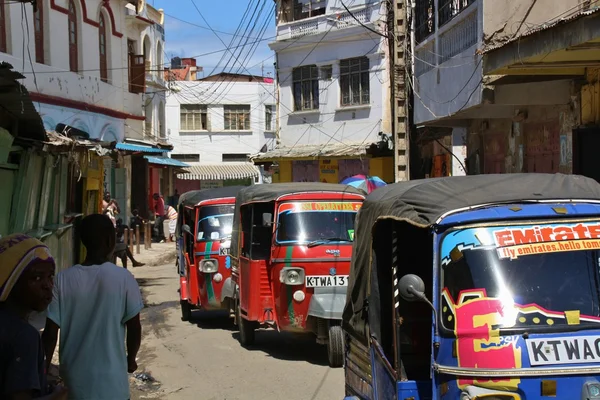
[230,183,365,367]
[177,186,245,321]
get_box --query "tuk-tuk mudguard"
[220,277,235,303]
[307,287,346,320]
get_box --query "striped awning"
[177,162,259,181]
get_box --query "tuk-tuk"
[176,186,245,321]
[343,174,600,400]
[230,183,365,367]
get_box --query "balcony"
[275,3,380,41]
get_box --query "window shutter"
[130,54,146,94]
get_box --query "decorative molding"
[30,92,146,121]
[50,0,123,38]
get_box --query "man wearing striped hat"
[0,234,68,399]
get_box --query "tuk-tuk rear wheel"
[180,300,192,322]
[327,325,344,368]
[237,301,255,346]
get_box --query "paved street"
[128,243,344,400]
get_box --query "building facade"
[166,69,272,191]
[411,0,597,178]
[0,0,175,220]
[255,0,397,183]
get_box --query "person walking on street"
[153,193,166,243]
[165,205,178,242]
[114,219,145,268]
[0,234,68,399]
[42,214,143,400]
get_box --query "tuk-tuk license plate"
[219,247,230,255]
[305,275,349,287]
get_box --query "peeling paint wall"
[582,68,600,125]
[483,0,582,48]
[468,104,577,175]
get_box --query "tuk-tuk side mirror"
[398,274,426,302]
[398,273,439,339]
[262,213,273,227]
[182,224,192,235]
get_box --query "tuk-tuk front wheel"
[180,300,192,322]
[236,301,256,347]
[327,324,344,368]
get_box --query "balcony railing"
[276,3,379,41]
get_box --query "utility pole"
[389,0,411,182]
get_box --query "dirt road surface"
[128,243,344,400]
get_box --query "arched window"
[34,0,44,63]
[0,0,7,53]
[68,0,78,72]
[99,13,108,82]
[156,41,163,79]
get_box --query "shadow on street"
[230,330,329,367]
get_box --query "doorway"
[573,127,600,182]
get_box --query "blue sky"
[149,0,276,77]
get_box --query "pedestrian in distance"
[165,205,178,243]
[114,218,145,269]
[0,234,68,399]
[153,193,166,243]
[42,214,143,400]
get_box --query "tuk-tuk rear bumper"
[307,287,346,320]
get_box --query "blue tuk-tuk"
[343,174,600,400]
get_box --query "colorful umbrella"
[341,175,387,194]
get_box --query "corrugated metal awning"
[144,156,190,167]
[178,162,259,181]
[116,142,169,153]
[250,142,374,161]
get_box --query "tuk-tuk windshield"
[276,201,362,245]
[441,221,600,332]
[197,205,234,241]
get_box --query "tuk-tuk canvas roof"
[231,183,365,259]
[177,186,246,208]
[343,173,600,344]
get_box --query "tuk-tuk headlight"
[200,259,219,273]
[584,382,600,399]
[280,267,305,286]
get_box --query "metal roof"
[177,162,259,181]
[250,142,374,161]
[115,142,169,153]
[144,156,190,167]
[484,7,600,53]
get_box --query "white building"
[166,71,275,191]
[0,0,177,219]
[254,0,395,183]
[0,0,165,145]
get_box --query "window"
[279,0,325,22]
[180,105,207,131]
[265,105,274,131]
[224,105,250,131]
[99,14,108,82]
[293,65,319,111]
[68,0,78,72]
[340,57,370,107]
[171,154,200,162]
[0,0,7,53]
[222,154,248,162]
[34,0,43,63]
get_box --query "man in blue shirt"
[42,215,143,400]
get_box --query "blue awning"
[144,156,190,167]
[116,143,169,153]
